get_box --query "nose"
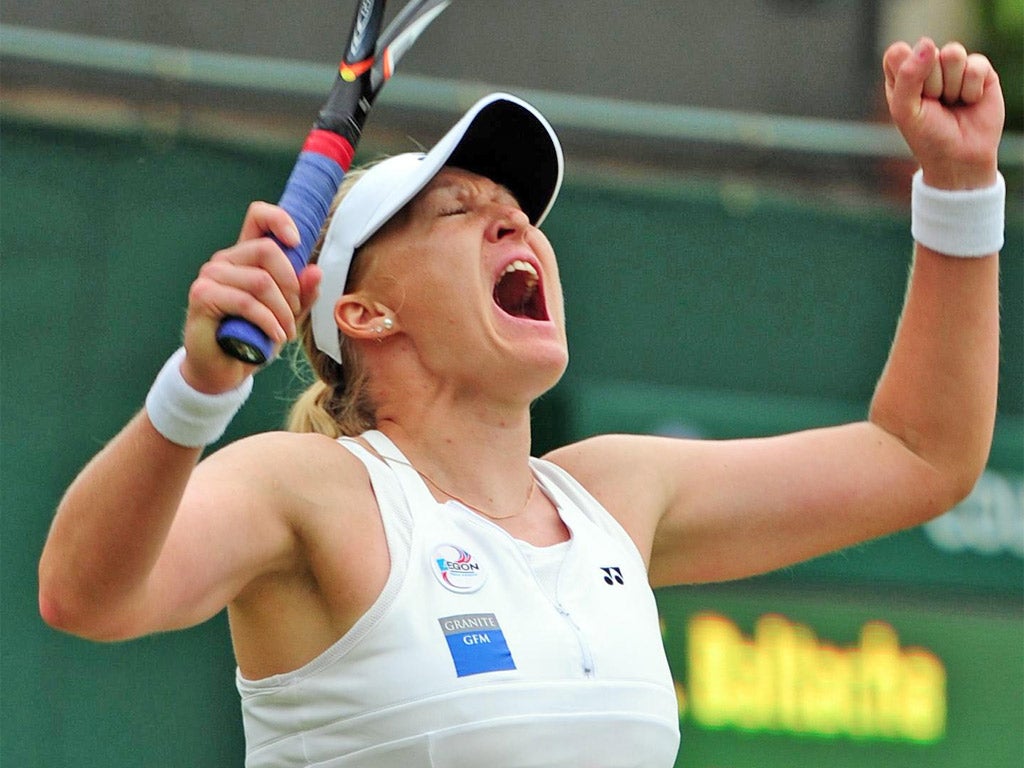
[484,204,530,243]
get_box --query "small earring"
[381,317,394,331]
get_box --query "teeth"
[494,259,542,317]
[504,260,538,288]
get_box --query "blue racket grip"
[216,151,346,365]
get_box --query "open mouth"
[493,260,547,321]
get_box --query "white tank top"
[237,430,680,767]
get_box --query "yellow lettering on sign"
[685,612,945,743]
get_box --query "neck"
[374,394,536,520]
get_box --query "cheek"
[376,241,455,307]
[397,266,480,330]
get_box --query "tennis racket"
[216,0,452,365]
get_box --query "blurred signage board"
[657,584,1023,768]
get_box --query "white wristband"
[145,347,254,447]
[911,169,1005,257]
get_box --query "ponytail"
[286,333,376,438]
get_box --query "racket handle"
[216,149,347,364]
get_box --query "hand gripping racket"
[216,0,452,365]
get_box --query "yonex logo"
[601,566,624,585]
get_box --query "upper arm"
[547,423,950,588]
[136,435,303,634]
[131,431,358,636]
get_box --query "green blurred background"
[2,1,1021,765]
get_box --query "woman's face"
[362,166,568,400]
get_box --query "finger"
[923,52,943,100]
[960,52,993,104]
[882,41,913,94]
[297,264,323,321]
[939,42,968,104]
[888,38,938,121]
[195,261,300,340]
[237,201,301,247]
[210,238,303,314]
[188,274,290,345]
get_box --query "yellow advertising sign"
[681,612,945,743]
[657,584,1022,768]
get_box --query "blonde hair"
[286,165,383,438]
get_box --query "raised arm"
[38,203,319,640]
[550,38,1004,586]
[872,38,1003,474]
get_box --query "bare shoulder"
[544,432,697,495]
[544,434,651,485]
[203,429,386,554]
[195,430,366,500]
[182,429,377,547]
[200,429,347,468]
[543,434,689,560]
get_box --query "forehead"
[366,166,520,249]
[419,167,519,205]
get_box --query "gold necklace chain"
[358,438,536,521]
[417,468,536,521]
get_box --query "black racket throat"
[344,0,387,65]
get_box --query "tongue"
[494,271,534,318]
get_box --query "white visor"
[311,92,564,364]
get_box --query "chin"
[514,345,569,398]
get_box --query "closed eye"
[439,207,467,217]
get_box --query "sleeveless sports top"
[237,430,680,767]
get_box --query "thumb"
[297,263,323,319]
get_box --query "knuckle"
[247,200,269,216]
[209,247,235,264]
[250,268,277,296]
[941,42,967,60]
[197,260,221,279]
[231,292,266,323]
[187,277,213,306]
[965,53,989,72]
[253,236,283,263]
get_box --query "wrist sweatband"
[911,169,1005,257]
[145,347,254,448]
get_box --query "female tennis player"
[40,37,1005,767]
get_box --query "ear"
[334,295,398,339]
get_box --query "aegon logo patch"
[431,544,487,593]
